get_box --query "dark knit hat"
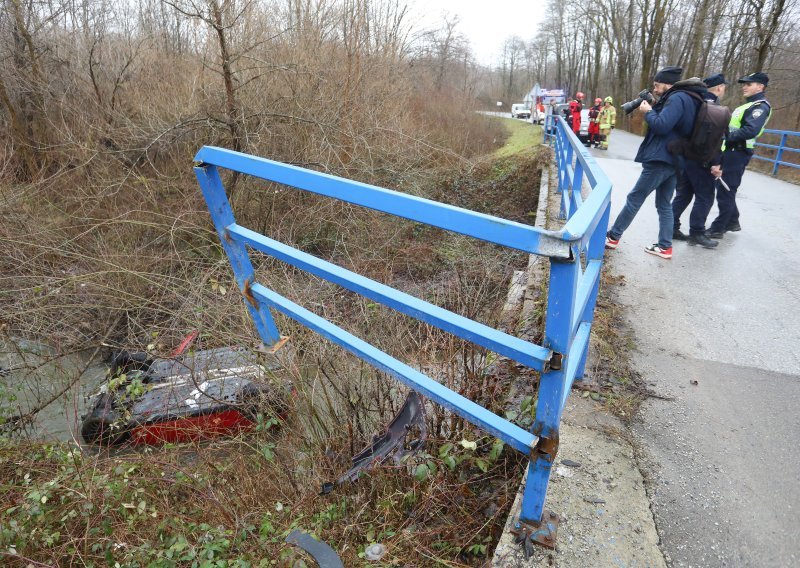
[654,66,683,84]
[738,72,769,86]
[703,73,727,88]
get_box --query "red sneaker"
[605,233,620,249]
[644,244,672,259]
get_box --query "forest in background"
[491,0,800,128]
[3,0,798,189]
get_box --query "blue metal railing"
[192,118,610,536]
[753,129,800,176]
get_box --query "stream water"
[0,339,108,443]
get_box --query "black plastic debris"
[285,529,343,568]
[321,391,426,493]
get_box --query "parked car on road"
[531,104,546,125]
[511,103,531,119]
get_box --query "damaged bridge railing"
[193,128,611,546]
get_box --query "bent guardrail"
[753,129,800,176]
[193,117,610,546]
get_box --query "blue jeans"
[609,162,677,248]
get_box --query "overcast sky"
[410,0,546,66]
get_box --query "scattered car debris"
[584,495,606,504]
[321,391,426,494]
[364,543,387,561]
[285,529,343,568]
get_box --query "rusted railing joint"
[242,276,258,307]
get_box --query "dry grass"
[0,128,550,565]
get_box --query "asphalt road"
[589,129,800,567]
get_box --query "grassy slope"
[493,119,543,159]
[0,119,553,568]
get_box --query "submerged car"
[81,346,288,446]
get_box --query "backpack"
[668,91,732,164]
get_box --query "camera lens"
[621,98,643,115]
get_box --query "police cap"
[738,72,769,86]
[703,73,727,88]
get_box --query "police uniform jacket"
[725,92,771,153]
[635,79,705,166]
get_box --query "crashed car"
[80,346,288,446]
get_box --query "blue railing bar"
[226,223,552,370]
[562,180,612,243]
[248,281,537,454]
[763,128,800,136]
[755,143,800,153]
[752,155,800,169]
[194,163,282,344]
[560,322,592,408]
[194,147,571,259]
[571,148,601,186]
[572,186,584,210]
[571,260,603,335]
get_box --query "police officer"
[672,73,728,248]
[707,72,772,238]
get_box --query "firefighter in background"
[598,96,616,150]
[588,98,602,147]
[569,92,585,134]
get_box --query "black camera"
[621,89,655,114]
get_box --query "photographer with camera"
[604,66,706,259]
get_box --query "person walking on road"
[707,72,772,238]
[672,73,728,249]
[598,97,616,149]
[605,66,703,259]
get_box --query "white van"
[511,104,531,119]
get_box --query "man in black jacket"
[605,66,704,259]
[672,73,728,249]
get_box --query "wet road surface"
[590,129,800,567]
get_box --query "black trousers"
[672,160,716,235]
[709,149,751,232]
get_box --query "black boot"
[689,233,719,248]
[673,229,688,241]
